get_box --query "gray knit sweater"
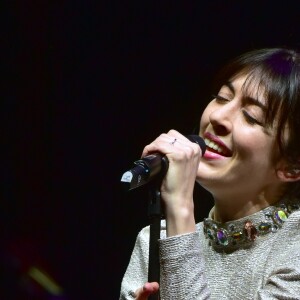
[120,206,300,299]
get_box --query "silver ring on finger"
[170,138,177,145]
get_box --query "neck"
[211,187,286,223]
[213,200,269,223]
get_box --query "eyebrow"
[225,81,267,112]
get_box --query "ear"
[276,163,300,182]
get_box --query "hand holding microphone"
[121,130,206,236]
[120,131,206,191]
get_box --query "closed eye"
[212,94,230,103]
[242,110,263,126]
[213,94,264,126]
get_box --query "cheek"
[199,106,213,133]
[235,130,276,164]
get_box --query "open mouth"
[204,137,232,157]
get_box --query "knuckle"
[168,129,177,135]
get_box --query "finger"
[141,130,194,156]
[135,282,159,299]
[141,133,178,157]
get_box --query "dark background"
[2,1,300,299]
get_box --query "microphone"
[120,135,206,191]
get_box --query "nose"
[209,102,234,136]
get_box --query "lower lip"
[203,150,228,160]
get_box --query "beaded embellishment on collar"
[203,199,300,251]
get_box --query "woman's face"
[197,74,283,199]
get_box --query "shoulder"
[285,209,300,229]
[278,209,300,242]
[135,225,150,247]
[266,210,300,266]
[261,213,300,294]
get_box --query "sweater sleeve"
[159,231,210,300]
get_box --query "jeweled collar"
[203,198,300,252]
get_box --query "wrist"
[165,204,196,237]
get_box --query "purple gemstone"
[217,229,228,245]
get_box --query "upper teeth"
[204,138,224,153]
